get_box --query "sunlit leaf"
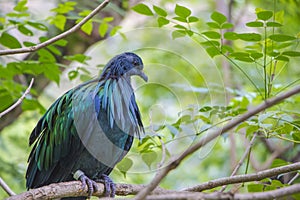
[157,17,169,27]
[98,22,108,37]
[269,34,296,42]
[266,22,282,27]
[206,22,220,29]
[257,10,273,21]
[132,3,153,16]
[206,46,221,58]
[188,16,199,23]
[18,25,33,36]
[81,19,93,35]
[211,11,227,25]
[175,4,191,18]
[224,32,239,40]
[142,151,157,169]
[0,32,22,48]
[282,51,300,57]
[172,30,186,39]
[221,22,233,29]
[238,33,261,41]
[153,5,167,17]
[246,21,264,27]
[202,31,221,39]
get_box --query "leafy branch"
[134,85,300,199]
[0,0,110,56]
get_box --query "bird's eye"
[133,60,139,66]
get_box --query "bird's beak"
[138,70,148,82]
[129,67,148,82]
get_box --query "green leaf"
[221,45,233,53]
[172,30,186,39]
[51,1,77,14]
[110,26,121,36]
[81,20,93,35]
[132,3,153,16]
[174,24,186,30]
[238,33,261,41]
[14,0,28,12]
[27,21,48,31]
[153,5,167,17]
[51,15,66,30]
[200,41,220,48]
[199,106,212,112]
[266,22,282,27]
[98,22,108,37]
[257,10,273,21]
[103,17,114,23]
[211,11,227,25]
[54,39,68,46]
[206,22,220,29]
[64,54,91,64]
[42,63,61,84]
[173,16,187,23]
[202,31,221,39]
[282,51,300,57]
[250,52,263,59]
[246,21,264,27]
[188,16,199,23]
[275,55,289,62]
[0,32,22,48]
[37,49,56,62]
[47,45,61,56]
[116,157,133,178]
[157,17,169,27]
[247,183,264,192]
[221,22,233,29]
[142,151,157,169]
[175,4,191,18]
[206,46,221,58]
[271,159,288,168]
[224,32,239,40]
[23,41,35,47]
[22,98,45,113]
[68,70,79,80]
[269,34,296,42]
[18,25,33,36]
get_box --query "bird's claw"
[74,170,98,197]
[97,174,115,197]
[79,175,99,196]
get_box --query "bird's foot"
[73,170,99,197]
[96,174,115,197]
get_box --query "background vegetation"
[1,0,300,199]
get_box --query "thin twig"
[134,85,300,200]
[288,173,300,185]
[0,177,15,196]
[220,132,257,192]
[184,161,300,192]
[0,0,110,56]
[0,78,34,118]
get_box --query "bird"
[26,52,148,199]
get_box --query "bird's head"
[100,52,148,82]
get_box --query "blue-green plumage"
[26,52,147,198]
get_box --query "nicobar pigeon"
[26,52,148,199]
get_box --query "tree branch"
[0,177,15,196]
[134,85,300,199]
[146,184,300,200]
[0,0,110,56]
[6,181,168,200]
[0,78,34,118]
[184,161,300,192]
